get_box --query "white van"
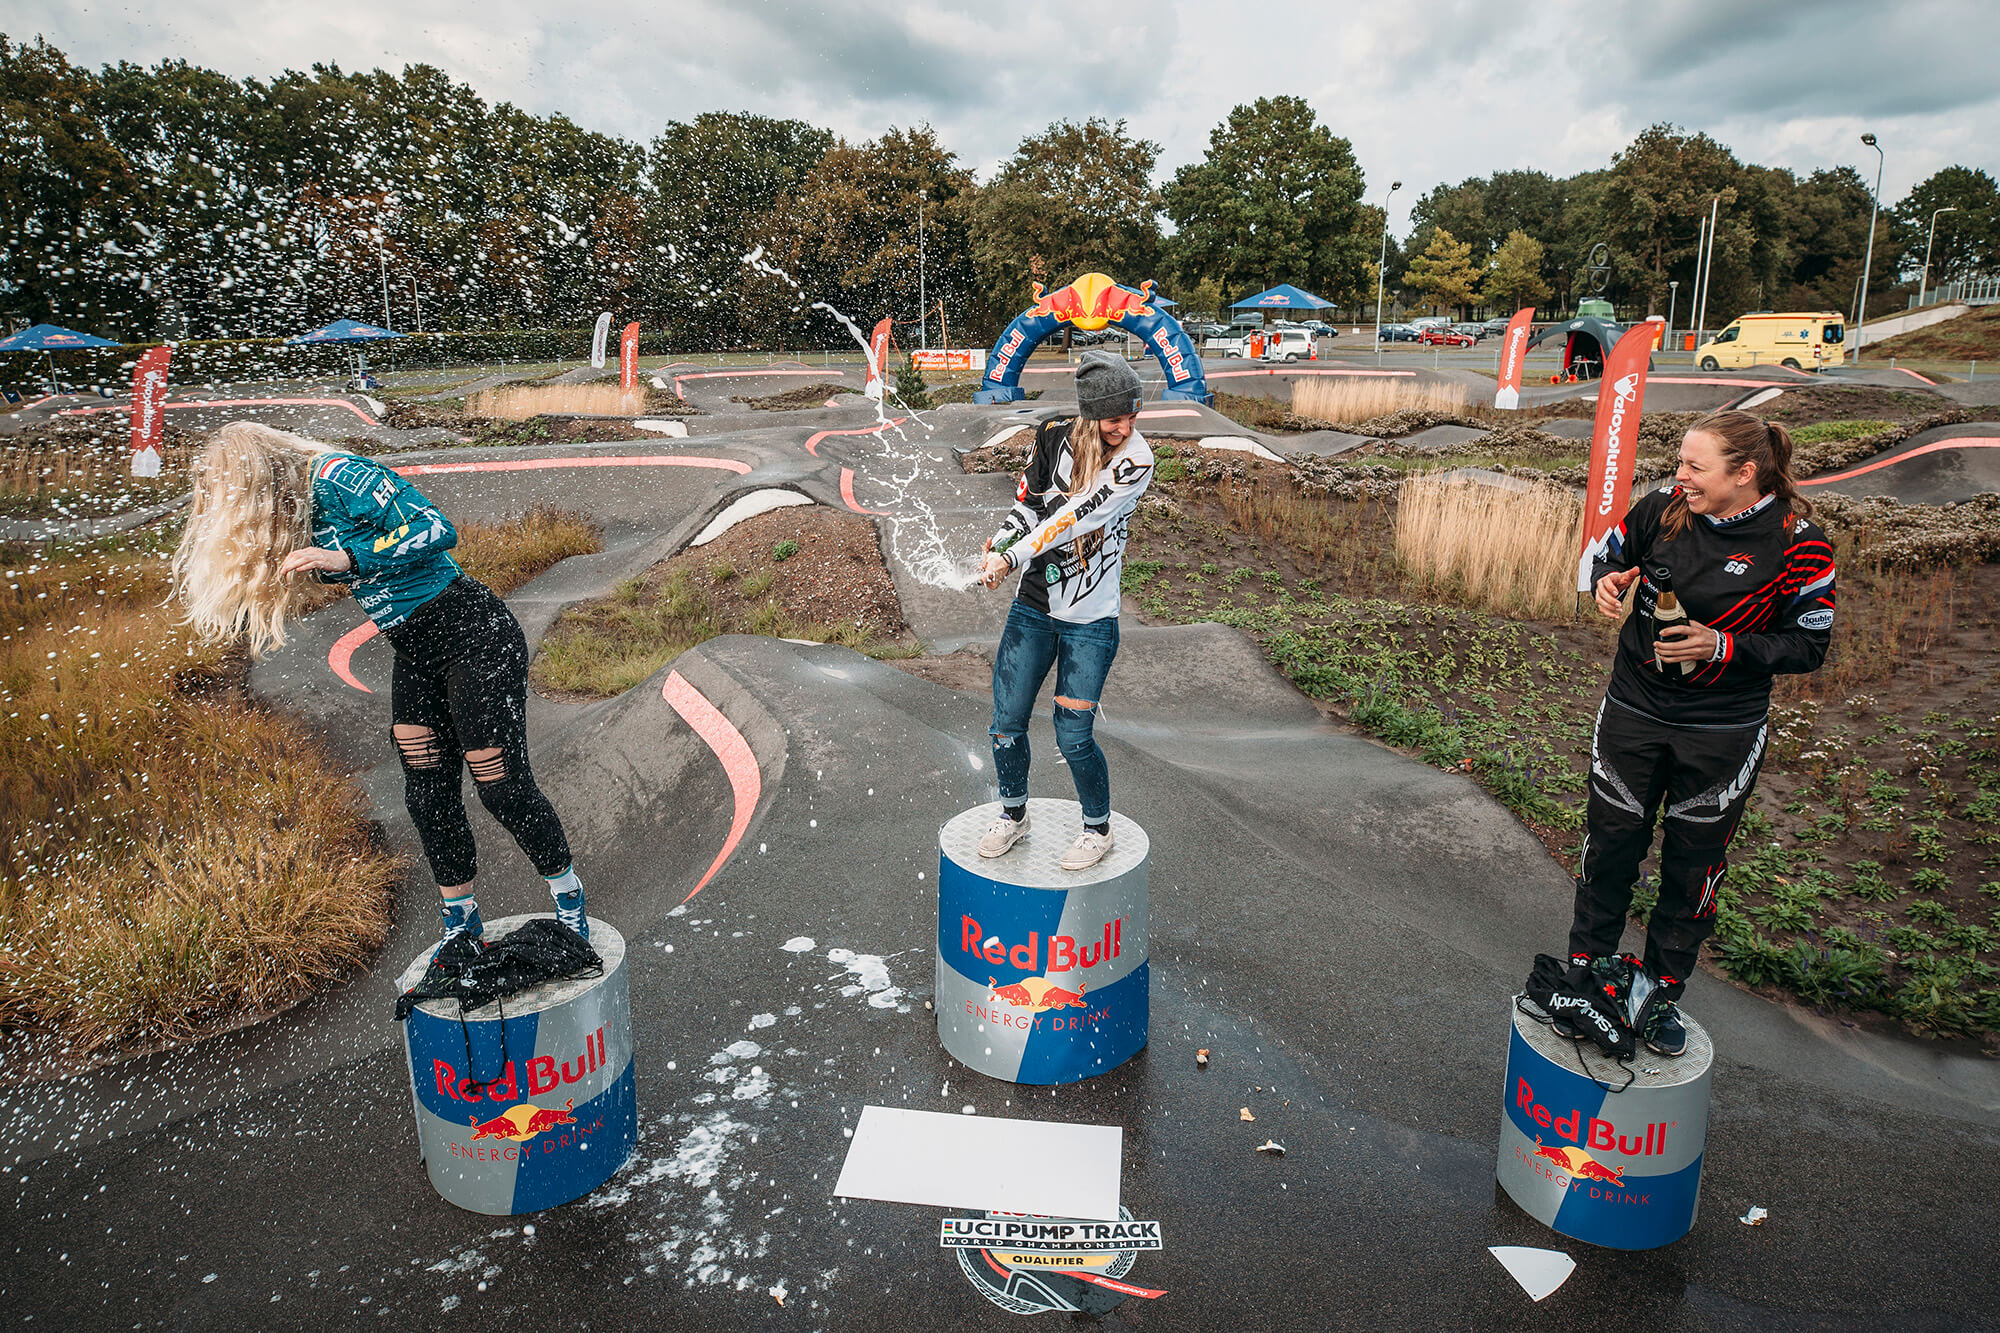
[1259,328,1317,362]
[1695,312,1845,370]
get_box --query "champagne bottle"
[1651,564,1693,675]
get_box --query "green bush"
[772,539,800,563]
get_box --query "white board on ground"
[1488,1246,1575,1301]
[1199,436,1283,463]
[634,417,687,436]
[835,1106,1121,1221]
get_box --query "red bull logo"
[1528,1136,1625,1185]
[1027,273,1155,331]
[469,1098,577,1143]
[987,976,1088,1013]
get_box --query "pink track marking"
[840,468,889,515]
[328,621,381,693]
[391,455,749,478]
[58,396,382,425]
[1206,367,1413,379]
[661,669,762,904]
[1799,437,2000,487]
[1137,408,1200,419]
[803,418,905,457]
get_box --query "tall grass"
[0,541,402,1065]
[0,506,601,1071]
[1394,472,1582,620]
[1291,377,1475,426]
[467,383,649,420]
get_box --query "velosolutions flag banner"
[1493,307,1536,409]
[619,322,640,392]
[1575,323,1658,591]
[129,345,172,477]
[590,311,612,369]
[863,317,893,402]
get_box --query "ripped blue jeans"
[989,599,1119,822]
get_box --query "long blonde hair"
[1066,416,1106,499]
[170,421,335,658]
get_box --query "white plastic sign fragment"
[1489,1245,1576,1301]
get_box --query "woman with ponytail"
[171,422,588,966]
[973,351,1155,871]
[1566,410,1836,1054]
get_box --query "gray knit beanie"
[1074,350,1143,419]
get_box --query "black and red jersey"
[1592,484,1837,727]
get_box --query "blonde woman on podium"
[975,352,1154,872]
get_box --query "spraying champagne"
[1650,565,1694,675]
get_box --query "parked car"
[1209,323,1271,357]
[1418,326,1477,347]
[1377,323,1421,342]
[1451,323,1488,342]
[1301,320,1338,337]
[1188,321,1231,339]
[1408,316,1452,330]
[1482,316,1511,336]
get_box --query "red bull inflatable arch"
[975,272,1212,406]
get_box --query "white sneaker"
[977,810,1031,858]
[1060,827,1114,871]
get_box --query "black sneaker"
[1643,999,1688,1057]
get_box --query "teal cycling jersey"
[309,452,461,630]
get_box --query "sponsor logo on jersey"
[1796,608,1835,630]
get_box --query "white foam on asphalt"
[691,489,813,547]
[826,947,906,1011]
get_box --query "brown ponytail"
[1661,409,1812,539]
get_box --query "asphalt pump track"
[4,366,1998,1331]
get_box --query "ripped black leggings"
[384,576,572,888]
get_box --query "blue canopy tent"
[0,323,121,398]
[1230,284,1332,320]
[287,319,405,387]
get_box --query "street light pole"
[376,231,392,333]
[1691,195,1719,365]
[917,188,927,352]
[1920,205,1958,307]
[1666,280,1679,350]
[1373,179,1401,367]
[1855,132,1883,362]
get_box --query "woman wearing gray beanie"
[974,350,1155,870]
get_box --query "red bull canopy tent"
[0,323,123,396]
[1230,284,1332,315]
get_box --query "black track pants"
[384,577,573,887]
[1568,696,1767,996]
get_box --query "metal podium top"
[939,798,1149,888]
[1511,1001,1713,1089]
[395,914,626,1020]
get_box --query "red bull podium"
[936,799,1149,1085]
[1497,1004,1714,1249]
[397,915,637,1215]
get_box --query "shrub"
[773,539,800,562]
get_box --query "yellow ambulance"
[1694,312,1845,370]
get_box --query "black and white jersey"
[1592,484,1838,727]
[991,416,1154,624]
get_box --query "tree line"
[4,33,1993,352]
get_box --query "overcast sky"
[11,0,1997,235]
